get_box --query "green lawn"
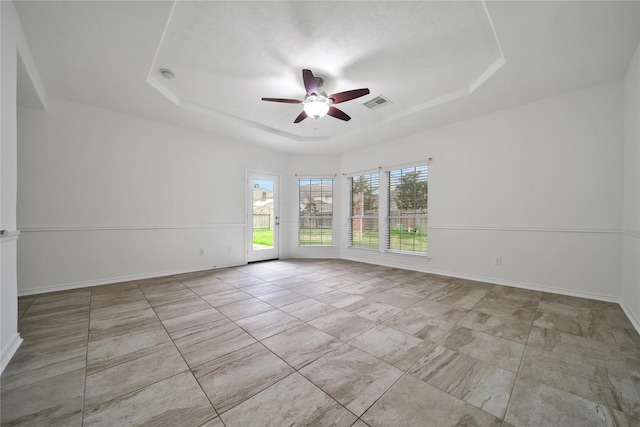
[253,229,273,246]
[259,227,427,251]
[352,229,428,252]
[299,228,333,246]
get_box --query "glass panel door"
[247,171,279,262]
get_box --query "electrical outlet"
[494,256,502,265]
[227,246,232,252]
[199,248,204,255]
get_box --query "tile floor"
[2,259,640,426]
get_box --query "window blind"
[349,173,380,250]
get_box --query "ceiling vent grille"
[363,95,391,110]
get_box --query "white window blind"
[299,178,333,246]
[387,165,428,254]
[349,173,380,250]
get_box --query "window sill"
[385,250,431,259]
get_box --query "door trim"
[245,169,280,263]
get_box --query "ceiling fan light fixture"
[303,95,330,119]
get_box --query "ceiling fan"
[261,69,370,123]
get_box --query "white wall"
[622,40,640,328]
[340,80,624,301]
[17,98,292,294]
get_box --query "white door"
[247,171,279,262]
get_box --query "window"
[387,165,428,254]
[299,178,333,246]
[349,173,379,250]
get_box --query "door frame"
[245,169,280,263]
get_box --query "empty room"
[2,0,640,426]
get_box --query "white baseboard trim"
[341,254,620,303]
[620,302,640,335]
[17,262,244,296]
[1,333,23,374]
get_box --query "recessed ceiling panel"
[148,1,504,141]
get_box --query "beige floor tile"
[519,345,640,417]
[262,323,343,369]
[299,344,403,416]
[19,317,89,345]
[2,334,88,379]
[407,299,469,323]
[180,274,223,288]
[442,326,525,373]
[193,342,294,413]
[1,367,85,427]
[505,376,635,427]
[279,299,338,321]
[383,309,454,342]
[309,309,377,341]
[257,289,307,307]
[1,355,86,393]
[151,295,212,320]
[161,307,229,338]
[186,280,235,297]
[362,374,501,427]
[22,294,90,317]
[220,373,357,427]
[410,346,516,418]
[89,298,152,320]
[459,310,531,344]
[87,320,171,368]
[216,297,274,321]
[173,321,257,368]
[472,298,537,322]
[89,306,157,332]
[527,326,627,370]
[350,324,433,371]
[241,283,287,297]
[83,371,216,427]
[18,307,90,334]
[344,300,403,323]
[201,288,252,307]
[425,284,490,309]
[317,291,365,308]
[5,259,640,427]
[234,308,303,340]
[84,342,188,408]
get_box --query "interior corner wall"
[16,98,290,295]
[622,39,640,327]
[1,1,24,373]
[340,80,624,301]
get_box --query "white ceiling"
[14,0,640,154]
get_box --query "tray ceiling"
[13,1,640,153]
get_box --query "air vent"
[363,95,391,110]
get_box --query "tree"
[301,201,319,216]
[352,176,377,213]
[394,171,428,213]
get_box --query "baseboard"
[341,254,620,303]
[1,333,23,374]
[17,262,244,296]
[620,302,640,335]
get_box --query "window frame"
[298,177,334,247]
[385,163,429,256]
[348,171,380,251]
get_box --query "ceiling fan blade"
[327,106,351,121]
[302,69,319,95]
[261,97,301,104]
[294,110,308,123]
[329,88,370,104]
